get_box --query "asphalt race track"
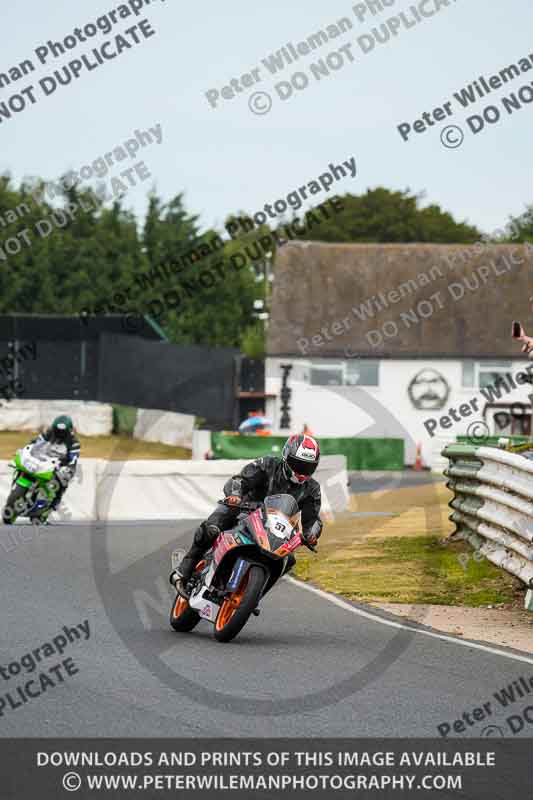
[1,519,532,739]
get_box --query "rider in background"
[171,434,323,598]
[31,415,80,517]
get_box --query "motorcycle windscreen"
[22,443,59,479]
[263,495,301,553]
[31,440,65,461]
[264,494,299,519]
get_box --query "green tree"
[142,192,200,270]
[504,205,533,242]
[157,225,267,348]
[0,176,145,314]
[284,187,480,244]
[0,176,488,349]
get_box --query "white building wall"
[265,357,533,470]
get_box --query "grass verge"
[294,480,520,607]
[0,431,191,460]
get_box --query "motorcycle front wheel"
[214,564,266,643]
[2,484,28,525]
[169,594,201,633]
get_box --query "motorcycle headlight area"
[21,456,41,473]
[266,513,292,540]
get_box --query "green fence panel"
[211,434,404,471]
[456,435,529,448]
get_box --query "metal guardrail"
[442,443,533,587]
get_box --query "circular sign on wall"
[408,368,450,410]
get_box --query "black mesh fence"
[98,334,239,427]
[0,316,240,427]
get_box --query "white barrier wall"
[134,409,195,449]
[0,456,348,521]
[0,400,193,448]
[0,459,100,521]
[0,400,113,436]
[97,455,348,520]
[192,430,212,459]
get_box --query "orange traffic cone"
[414,443,423,471]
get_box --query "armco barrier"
[211,433,404,471]
[0,456,348,521]
[443,443,533,586]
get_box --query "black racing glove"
[302,519,323,546]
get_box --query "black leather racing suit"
[31,428,80,509]
[183,455,322,569]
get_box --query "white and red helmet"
[282,434,320,484]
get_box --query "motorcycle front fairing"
[187,527,268,623]
[187,502,302,623]
[231,506,303,595]
[12,443,61,508]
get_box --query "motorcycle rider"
[171,434,323,598]
[31,415,80,518]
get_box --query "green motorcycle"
[2,441,65,524]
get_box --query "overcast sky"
[1,0,532,235]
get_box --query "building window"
[478,361,512,389]
[462,361,475,388]
[309,365,343,386]
[462,361,513,388]
[308,360,379,387]
[345,360,379,386]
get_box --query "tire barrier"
[443,443,533,587]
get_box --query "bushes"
[112,404,137,436]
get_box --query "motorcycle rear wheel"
[169,594,201,633]
[2,485,28,525]
[214,565,265,643]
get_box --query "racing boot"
[170,523,221,599]
[170,550,202,599]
